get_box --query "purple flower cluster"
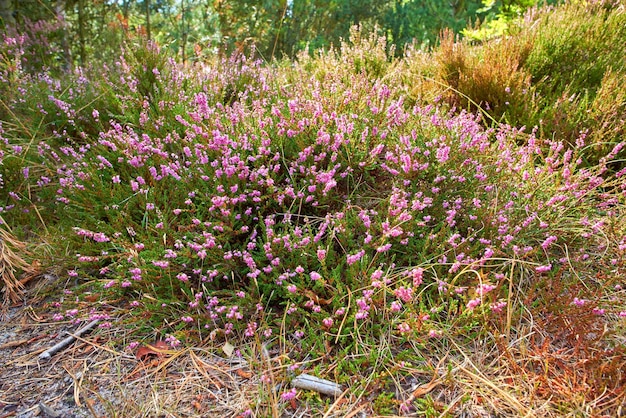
[1,40,624,345]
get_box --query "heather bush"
[3,34,624,351]
[1,17,626,416]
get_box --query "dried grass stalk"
[0,228,32,304]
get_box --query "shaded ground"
[0,297,257,418]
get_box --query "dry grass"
[0,226,35,306]
[2,283,626,417]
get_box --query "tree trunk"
[181,0,186,63]
[145,0,151,40]
[77,0,86,66]
[0,0,15,27]
[56,0,72,71]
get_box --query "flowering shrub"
[1,33,624,359]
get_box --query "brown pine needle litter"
[0,226,34,305]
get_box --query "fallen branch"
[38,320,99,361]
[291,373,342,397]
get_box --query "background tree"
[0,0,556,70]
[0,0,15,27]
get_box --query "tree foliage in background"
[0,0,557,70]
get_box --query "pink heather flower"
[376,243,392,253]
[619,312,626,317]
[173,208,182,215]
[281,388,297,401]
[310,271,322,281]
[134,243,145,250]
[347,250,365,265]
[428,330,441,338]
[146,203,155,210]
[490,301,507,313]
[410,268,424,286]
[181,316,193,323]
[130,301,140,307]
[476,284,496,296]
[53,313,64,321]
[245,321,257,337]
[371,270,383,280]
[355,311,369,320]
[176,273,189,282]
[68,270,78,277]
[295,265,304,274]
[466,298,482,310]
[397,323,411,334]
[287,284,297,293]
[152,260,169,268]
[592,308,605,316]
[541,236,557,250]
[535,264,552,273]
[317,248,326,261]
[92,232,110,243]
[121,281,131,287]
[394,286,413,303]
[436,144,450,163]
[322,317,333,327]
[390,301,402,312]
[335,308,346,316]
[572,297,587,307]
[399,401,412,414]
[165,335,181,348]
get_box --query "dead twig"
[291,374,343,397]
[38,320,100,361]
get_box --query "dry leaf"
[301,289,332,305]
[411,378,440,398]
[235,369,252,379]
[222,341,234,357]
[136,340,171,361]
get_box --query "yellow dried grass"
[0,227,32,304]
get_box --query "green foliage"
[403,0,626,165]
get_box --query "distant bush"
[403,0,626,166]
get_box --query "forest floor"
[0,277,262,418]
[2,274,626,418]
